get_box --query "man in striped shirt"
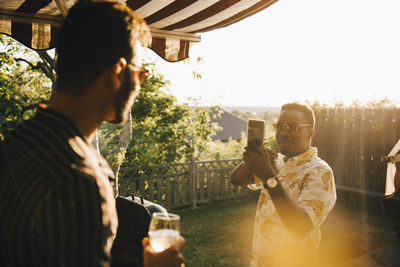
[0,1,184,267]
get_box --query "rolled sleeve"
[297,167,336,228]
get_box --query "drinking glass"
[148,212,180,252]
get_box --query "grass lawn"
[174,194,400,267]
[318,197,400,266]
[174,196,258,267]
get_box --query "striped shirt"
[0,106,118,267]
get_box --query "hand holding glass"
[148,212,180,252]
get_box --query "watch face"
[267,177,278,188]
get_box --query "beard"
[111,68,138,124]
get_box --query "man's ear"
[109,58,127,90]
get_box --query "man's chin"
[108,119,123,125]
[108,106,130,125]
[278,145,291,156]
[107,113,126,125]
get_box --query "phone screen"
[247,120,265,152]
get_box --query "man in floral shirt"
[231,103,336,267]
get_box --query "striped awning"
[0,0,278,62]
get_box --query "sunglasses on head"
[272,122,311,133]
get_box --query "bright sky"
[144,0,400,107]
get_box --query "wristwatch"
[263,176,279,189]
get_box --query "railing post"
[191,155,198,209]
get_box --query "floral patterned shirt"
[248,147,336,267]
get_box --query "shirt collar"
[36,103,87,143]
[283,147,317,166]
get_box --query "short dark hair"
[56,1,151,93]
[281,103,315,128]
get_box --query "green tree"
[0,35,52,135]
[199,133,246,161]
[98,63,220,168]
[1,34,220,168]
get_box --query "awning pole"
[54,0,68,17]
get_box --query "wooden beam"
[0,10,201,43]
[0,9,63,26]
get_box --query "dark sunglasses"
[272,122,311,133]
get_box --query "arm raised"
[230,162,255,186]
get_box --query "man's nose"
[277,128,290,137]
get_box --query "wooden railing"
[118,158,255,209]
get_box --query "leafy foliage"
[198,133,247,161]
[99,63,220,168]
[0,34,270,163]
[1,34,219,166]
[0,35,52,135]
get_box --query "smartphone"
[247,119,265,153]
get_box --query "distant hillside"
[223,106,280,114]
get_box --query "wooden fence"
[118,107,400,211]
[312,108,400,196]
[118,158,254,209]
